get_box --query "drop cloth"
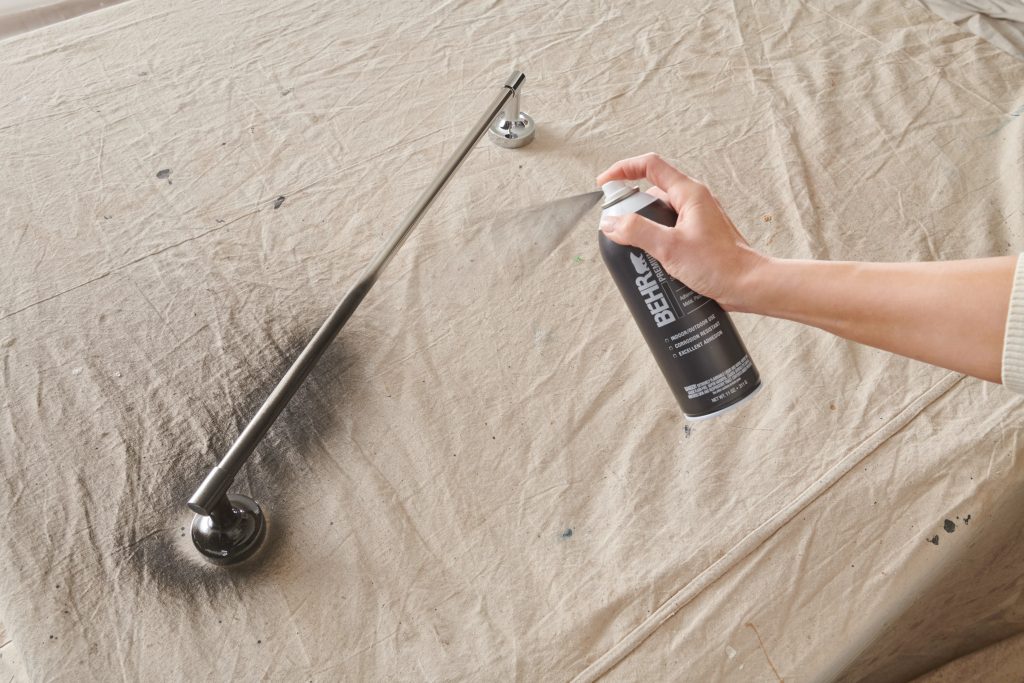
[919,0,1024,61]
[1,0,1023,680]
[0,0,125,40]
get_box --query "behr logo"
[630,252,649,274]
[631,251,676,328]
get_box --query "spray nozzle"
[600,181,640,209]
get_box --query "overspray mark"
[114,332,362,598]
[273,196,286,209]
[927,535,939,545]
[156,168,172,185]
[561,528,573,538]
[964,514,971,525]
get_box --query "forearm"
[734,255,1018,383]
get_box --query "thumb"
[600,212,672,263]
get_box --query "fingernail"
[600,216,618,234]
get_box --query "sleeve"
[1001,254,1024,393]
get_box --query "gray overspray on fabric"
[122,191,603,590]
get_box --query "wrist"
[724,251,786,314]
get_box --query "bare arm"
[737,257,1016,383]
[597,153,1016,384]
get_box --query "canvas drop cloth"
[2,0,1024,680]
[919,0,1024,61]
[0,0,124,40]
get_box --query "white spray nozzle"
[600,181,639,209]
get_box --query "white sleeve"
[1001,254,1024,393]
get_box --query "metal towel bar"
[186,71,536,564]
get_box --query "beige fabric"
[912,631,1024,682]
[920,0,1024,60]
[0,0,126,40]
[1,0,1023,680]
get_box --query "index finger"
[595,153,698,194]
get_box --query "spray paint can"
[598,181,761,420]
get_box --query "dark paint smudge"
[684,424,692,438]
[156,169,172,185]
[114,331,362,599]
[928,535,939,545]
[964,514,971,525]
[561,528,573,538]
[273,196,286,209]
[944,519,956,533]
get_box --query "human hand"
[597,153,768,311]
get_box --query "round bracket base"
[190,493,267,565]
[488,112,536,148]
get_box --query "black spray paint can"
[598,181,762,420]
